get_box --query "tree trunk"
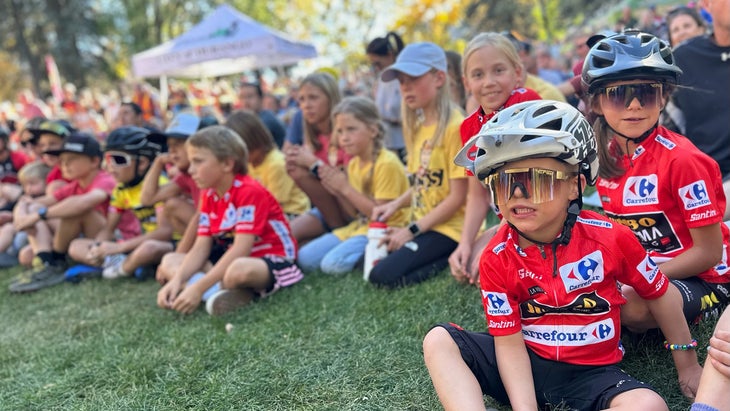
[9,0,43,96]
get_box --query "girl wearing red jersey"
[425,100,701,410]
[449,32,542,286]
[156,126,302,316]
[583,30,730,329]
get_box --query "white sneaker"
[205,289,254,316]
[102,254,129,279]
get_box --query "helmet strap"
[507,200,580,277]
[604,119,657,168]
[123,155,146,188]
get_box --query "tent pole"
[160,75,169,114]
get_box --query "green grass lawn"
[0,265,715,410]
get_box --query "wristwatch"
[37,207,48,220]
[309,160,324,180]
[408,222,421,237]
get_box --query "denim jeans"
[298,233,367,275]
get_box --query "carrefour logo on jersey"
[679,180,711,210]
[636,254,659,283]
[623,175,659,206]
[482,291,513,316]
[521,319,615,346]
[559,250,604,293]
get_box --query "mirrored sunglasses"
[485,167,576,206]
[598,83,663,110]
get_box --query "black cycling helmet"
[105,126,162,159]
[582,29,682,94]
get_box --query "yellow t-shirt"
[250,149,310,216]
[110,175,168,234]
[333,149,410,240]
[407,108,466,242]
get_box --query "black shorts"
[671,277,730,324]
[436,323,657,411]
[260,255,303,297]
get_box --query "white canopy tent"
[131,4,317,78]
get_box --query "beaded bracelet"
[663,339,698,351]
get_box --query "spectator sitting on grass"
[297,96,409,275]
[140,112,204,256]
[9,133,116,293]
[224,110,309,220]
[0,162,50,268]
[156,126,302,316]
[424,100,701,410]
[67,127,173,280]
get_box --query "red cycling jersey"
[197,174,297,259]
[480,210,669,366]
[596,126,730,284]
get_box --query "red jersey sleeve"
[479,230,522,336]
[667,150,725,229]
[231,185,269,236]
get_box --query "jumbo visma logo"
[482,291,513,316]
[623,175,659,206]
[679,180,711,210]
[559,251,604,293]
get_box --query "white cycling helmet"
[455,100,599,185]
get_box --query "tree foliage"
[0,0,620,101]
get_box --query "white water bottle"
[364,222,388,281]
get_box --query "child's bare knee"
[423,326,455,359]
[222,260,251,288]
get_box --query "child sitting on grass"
[224,110,309,219]
[139,112,205,278]
[0,162,50,268]
[67,126,173,279]
[10,133,116,293]
[297,96,409,275]
[156,126,302,316]
[424,100,702,410]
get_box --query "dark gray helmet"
[582,29,682,94]
[105,126,162,158]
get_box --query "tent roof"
[131,4,317,78]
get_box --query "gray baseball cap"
[165,113,201,139]
[381,42,447,82]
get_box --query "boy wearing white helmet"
[423,100,701,410]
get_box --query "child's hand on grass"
[157,279,182,310]
[171,286,203,314]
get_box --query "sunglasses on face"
[21,138,39,148]
[104,151,133,168]
[597,83,663,110]
[485,167,577,206]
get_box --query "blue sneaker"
[64,265,102,283]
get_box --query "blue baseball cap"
[165,113,200,139]
[381,42,447,82]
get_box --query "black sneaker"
[9,262,68,293]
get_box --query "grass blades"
[0,265,713,410]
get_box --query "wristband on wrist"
[408,222,421,237]
[37,207,48,220]
[663,339,698,351]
